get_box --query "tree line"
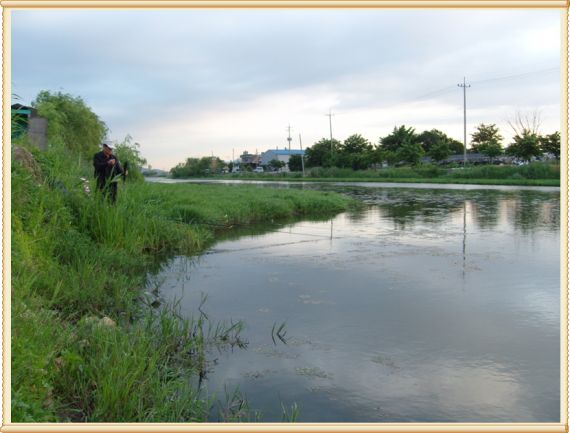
[303,123,560,170]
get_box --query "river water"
[147,180,561,422]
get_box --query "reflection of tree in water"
[368,188,559,234]
[509,191,560,235]
[469,192,501,230]
[374,189,464,230]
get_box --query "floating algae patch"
[295,367,333,379]
[371,355,400,371]
[242,369,277,380]
[253,346,299,360]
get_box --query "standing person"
[93,142,123,203]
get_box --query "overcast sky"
[11,9,562,170]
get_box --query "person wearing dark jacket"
[93,142,123,203]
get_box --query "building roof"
[264,149,305,155]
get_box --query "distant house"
[11,104,48,150]
[239,151,261,170]
[260,148,305,172]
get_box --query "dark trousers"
[96,177,118,203]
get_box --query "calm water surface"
[148,183,560,422]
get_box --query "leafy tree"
[32,90,107,158]
[428,141,452,163]
[396,141,425,166]
[268,159,286,171]
[170,156,224,178]
[337,134,373,170]
[288,154,303,172]
[113,134,147,182]
[540,131,561,159]
[305,138,341,167]
[418,129,463,155]
[379,125,418,153]
[505,130,542,162]
[470,123,503,161]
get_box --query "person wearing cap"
[93,142,124,203]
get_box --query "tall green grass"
[12,144,352,422]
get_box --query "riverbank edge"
[11,149,356,422]
[188,176,560,187]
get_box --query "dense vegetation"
[223,162,560,187]
[169,122,560,181]
[11,92,353,422]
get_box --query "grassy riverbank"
[217,163,560,187]
[11,144,353,422]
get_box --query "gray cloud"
[11,9,562,168]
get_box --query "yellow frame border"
[1,2,568,433]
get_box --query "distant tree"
[228,161,234,172]
[418,129,462,155]
[470,123,503,162]
[170,156,224,178]
[505,130,542,162]
[428,141,452,163]
[305,138,341,167]
[539,131,560,159]
[379,125,419,154]
[337,134,373,170]
[32,90,107,158]
[268,159,286,171]
[288,154,304,172]
[113,134,147,181]
[397,142,425,166]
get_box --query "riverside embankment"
[11,144,354,422]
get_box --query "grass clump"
[11,142,352,422]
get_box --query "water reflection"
[148,185,560,422]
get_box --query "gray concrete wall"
[28,117,48,150]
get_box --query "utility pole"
[457,77,471,167]
[286,124,292,151]
[299,133,305,177]
[325,109,335,155]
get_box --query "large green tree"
[379,125,419,153]
[539,131,561,160]
[305,138,341,167]
[505,130,542,163]
[379,125,424,166]
[418,129,463,155]
[288,154,303,172]
[470,123,503,161]
[396,141,425,166]
[336,134,373,170]
[32,90,107,158]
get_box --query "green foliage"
[427,140,452,162]
[171,156,225,178]
[418,129,463,155]
[396,141,425,166]
[32,91,107,158]
[12,141,352,422]
[540,131,561,159]
[379,125,419,153]
[113,134,147,181]
[269,159,286,171]
[305,138,341,167]
[288,154,303,172]
[506,129,542,162]
[470,123,503,160]
[336,134,373,170]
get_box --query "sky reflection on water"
[149,185,560,422]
